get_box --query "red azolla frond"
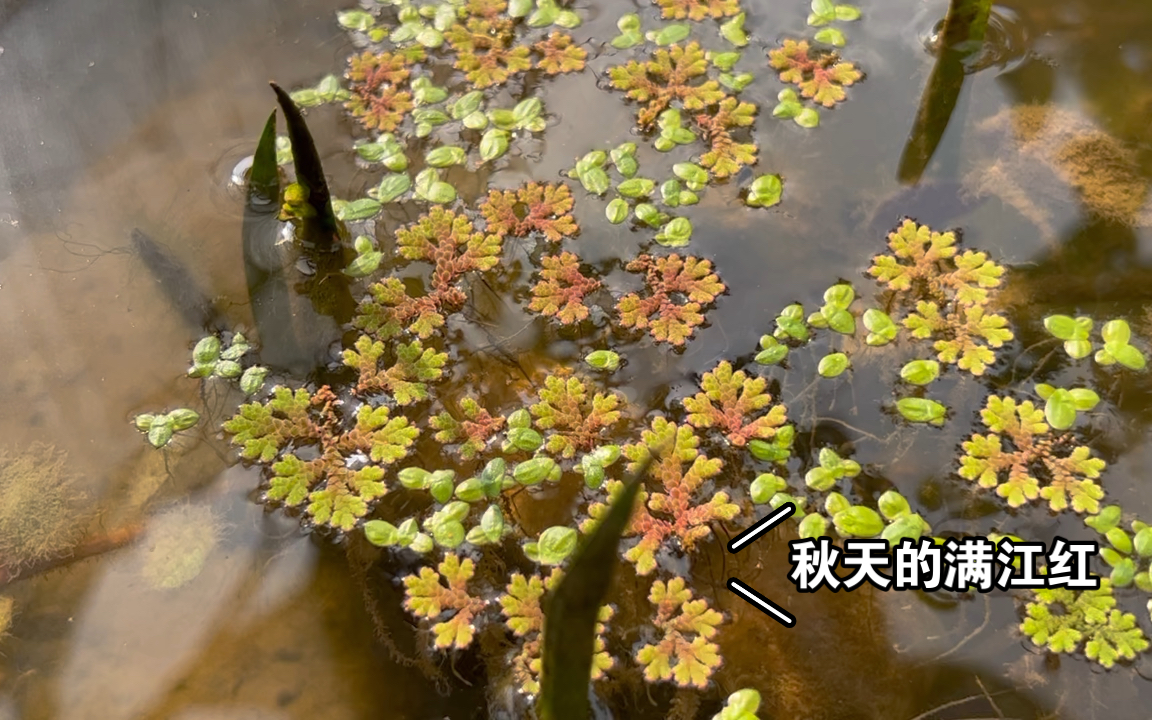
[613,419,739,574]
[530,374,623,458]
[529,252,602,325]
[403,554,488,650]
[768,39,861,108]
[396,207,503,291]
[683,360,787,446]
[446,18,533,88]
[431,397,506,460]
[616,254,725,345]
[535,32,588,75]
[654,0,741,21]
[345,51,419,132]
[608,42,727,128]
[479,182,579,242]
[695,97,758,178]
[635,577,724,687]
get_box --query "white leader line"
[727,578,796,628]
[726,502,796,553]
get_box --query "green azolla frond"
[1021,580,1148,668]
[618,419,735,574]
[530,374,623,458]
[268,454,316,506]
[307,486,370,531]
[403,554,487,650]
[223,386,315,462]
[346,403,420,464]
[959,396,1106,513]
[500,571,551,636]
[683,361,787,447]
[654,0,741,21]
[431,397,505,459]
[636,577,724,688]
[607,41,726,128]
[617,254,726,346]
[344,335,448,404]
[949,250,1005,305]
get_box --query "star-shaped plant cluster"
[868,219,1011,375]
[222,386,419,530]
[431,396,506,460]
[529,252,602,325]
[617,254,726,346]
[683,360,788,447]
[354,207,502,341]
[479,182,579,242]
[499,569,614,695]
[403,553,489,650]
[1021,579,1148,669]
[608,42,758,178]
[345,49,423,132]
[530,374,624,459]
[635,577,724,688]
[343,335,449,404]
[587,418,738,575]
[958,396,1106,513]
[768,39,862,108]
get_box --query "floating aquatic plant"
[635,576,724,687]
[345,50,421,132]
[713,689,763,720]
[534,31,588,74]
[529,252,603,325]
[1021,579,1149,669]
[403,553,488,649]
[588,419,738,575]
[530,374,623,459]
[431,397,507,459]
[223,386,419,530]
[609,42,727,129]
[869,219,1011,375]
[187,333,250,380]
[695,96,758,178]
[343,336,449,404]
[958,395,1106,513]
[617,254,726,346]
[1088,506,1152,590]
[683,361,788,447]
[768,39,861,108]
[654,0,741,21]
[479,182,578,242]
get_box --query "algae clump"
[141,505,223,590]
[0,444,87,571]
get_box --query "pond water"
[3,0,1152,718]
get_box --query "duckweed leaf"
[863,308,897,345]
[817,352,849,377]
[814,27,847,46]
[585,350,621,371]
[710,51,741,71]
[745,174,783,208]
[833,506,884,538]
[425,145,467,167]
[808,0,861,27]
[900,359,940,385]
[648,23,691,46]
[755,335,789,365]
[611,13,644,49]
[617,178,656,199]
[375,173,412,203]
[720,12,748,47]
[239,366,269,396]
[606,198,629,224]
[896,397,947,426]
[537,526,578,565]
[656,217,693,247]
[713,689,762,720]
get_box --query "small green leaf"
[374,173,412,204]
[814,27,846,46]
[167,409,200,431]
[710,51,741,71]
[505,427,544,453]
[672,162,709,190]
[480,129,510,161]
[863,308,897,345]
[239,366,269,396]
[1044,388,1078,430]
[720,12,748,47]
[345,252,383,278]
[833,506,884,538]
[364,520,400,547]
[750,474,787,504]
[333,198,382,221]
[399,467,432,490]
[878,490,911,520]
[585,350,621,371]
[617,177,655,198]
[455,478,485,503]
[337,9,375,31]
[817,352,849,377]
[451,90,484,119]
[900,359,940,385]
[755,335,789,365]
[606,198,629,224]
[537,526,577,565]
[745,174,783,208]
[480,505,505,543]
[798,513,828,539]
[896,397,947,426]
[425,145,467,167]
[649,23,691,46]
[580,167,611,195]
[655,217,692,247]
[193,336,222,366]
[514,457,558,486]
[508,0,533,17]
[147,421,174,448]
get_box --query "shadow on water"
[6,0,1152,718]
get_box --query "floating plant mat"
[100,0,1152,718]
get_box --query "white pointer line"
[727,578,796,628]
[726,502,796,553]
